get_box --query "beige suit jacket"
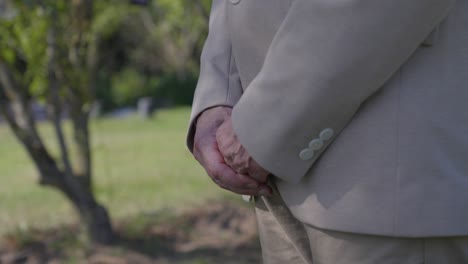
[188,0,468,237]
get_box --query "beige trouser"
[255,187,468,264]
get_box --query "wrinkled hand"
[216,115,271,192]
[193,106,271,196]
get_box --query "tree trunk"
[31,156,114,244]
[38,159,115,244]
[57,175,115,244]
[1,0,115,245]
[42,24,114,244]
[0,101,115,244]
[73,112,92,187]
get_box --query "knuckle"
[228,153,237,163]
[213,178,222,187]
[237,167,249,175]
[209,170,220,181]
[232,164,248,175]
[210,177,226,189]
[218,183,230,191]
[209,167,224,182]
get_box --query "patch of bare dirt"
[0,201,261,264]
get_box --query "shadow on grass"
[116,234,260,264]
[0,200,261,264]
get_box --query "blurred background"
[0,0,260,263]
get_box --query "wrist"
[196,106,233,129]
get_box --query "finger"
[214,176,273,196]
[212,162,273,196]
[218,139,251,175]
[200,141,262,189]
[220,183,273,196]
[248,168,269,183]
[257,184,273,196]
[210,162,261,190]
[217,146,249,175]
[215,121,239,164]
[195,129,267,194]
[201,151,273,195]
[230,160,249,175]
[216,183,264,195]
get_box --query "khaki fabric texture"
[304,227,468,264]
[256,200,309,264]
[255,184,312,264]
[256,188,468,264]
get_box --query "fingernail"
[247,183,258,189]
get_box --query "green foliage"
[1,0,209,109]
[149,72,198,106]
[108,68,197,108]
[111,67,147,106]
[0,2,49,97]
[92,4,136,40]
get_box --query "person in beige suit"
[187,0,468,263]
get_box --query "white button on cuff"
[299,149,315,161]
[319,128,334,141]
[308,139,324,150]
[230,0,241,4]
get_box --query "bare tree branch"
[0,95,63,187]
[0,60,23,102]
[47,25,75,180]
[86,33,99,102]
[0,51,62,187]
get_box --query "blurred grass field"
[0,107,238,236]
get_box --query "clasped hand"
[193,106,272,196]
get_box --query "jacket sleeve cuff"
[231,104,340,184]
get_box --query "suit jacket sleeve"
[187,0,242,152]
[232,0,455,183]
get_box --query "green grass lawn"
[0,107,238,235]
